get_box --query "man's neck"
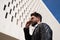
[37,21,41,24]
[34,21,41,28]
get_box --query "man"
[23,12,52,40]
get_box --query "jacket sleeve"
[40,23,53,40]
[24,28,32,40]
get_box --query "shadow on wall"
[0,32,18,40]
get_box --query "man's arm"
[24,28,32,40]
[23,20,32,40]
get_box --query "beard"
[31,21,37,27]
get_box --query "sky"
[42,0,60,23]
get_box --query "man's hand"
[25,20,32,28]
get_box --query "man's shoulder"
[38,23,50,29]
[38,23,52,31]
[38,23,49,26]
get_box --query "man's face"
[30,16,39,26]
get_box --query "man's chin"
[31,23,37,27]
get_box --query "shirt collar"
[34,24,38,28]
[34,22,42,28]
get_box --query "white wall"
[0,0,60,40]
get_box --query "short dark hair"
[31,12,42,22]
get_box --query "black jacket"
[24,23,53,40]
